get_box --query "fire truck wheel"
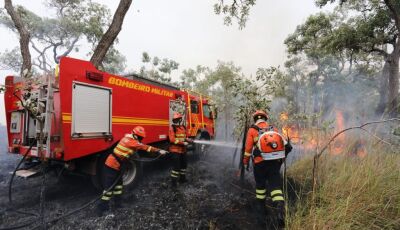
[122,160,142,188]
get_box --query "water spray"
[193,140,241,149]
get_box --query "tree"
[1,0,131,75]
[4,0,31,77]
[213,0,256,29]
[314,0,400,116]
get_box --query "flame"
[332,110,345,155]
[280,112,300,144]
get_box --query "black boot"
[179,174,188,183]
[96,201,109,217]
[171,177,178,188]
[272,201,285,229]
[255,199,266,227]
[114,195,122,209]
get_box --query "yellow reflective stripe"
[147,146,152,152]
[256,189,266,194]
[115,185,123,189]
[254,137,259,142]
[174,140,179,144]
[170,174,179,178]
[101,196,111,201]
[176,138,185,141]
[180,171,186,175]
[256,194,266,199]
[272,196,284,201]
[271,190,283,196]
[244,152,252,157]
[116,144,133,153]
[103,191,113,196]
[180,169,186,172]
[171,170,180,174]
[113,191,123,195]
[176,134,186,137]
[114,148,130,158]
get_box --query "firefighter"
[169,112,193,187]
[243,110,292,227]
[97,126,167,216]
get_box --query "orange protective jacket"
[169,125,189,154]
[105,134,160,171]
[243,120,278,165]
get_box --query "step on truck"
[4,57,216,188]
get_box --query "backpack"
[251,125,286,160]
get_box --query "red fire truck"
[4,57,216,188]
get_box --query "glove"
[159,150,168,155]
[183,142,189,146]
[186,138,194,143]
[243,157,250,171]
[285,142,293,156]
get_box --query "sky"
[0,0,330,125]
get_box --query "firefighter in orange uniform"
[243,110,292,227]
[169,112,193,187]
[97,126,167,215]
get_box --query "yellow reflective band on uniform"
[114,148,130,158]
[117,144,133,153]
[271,190,283,196]
[171,174,179,178]
[181,169,186,172]
[256,194,266,199]
[113,190,123,195]
[244,152,252,157]
[147,146,152,152]
[256,189,266,194]
[272,196,284,201]
[254,137,259,142]
[171,170,180,175]
[115,185,123,189]
[176,134,186,137]
[176,138,185,141]
[103,191,113,196]
[101,196,111,201]
[174,140,179,144]
[180,171,186,175]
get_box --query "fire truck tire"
[90,154,143,190]
[122,160,142,189]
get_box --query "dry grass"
[287,144,400,230]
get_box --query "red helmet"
[253,110,268,120]
[132,126,146,138]
[173,112,183,120]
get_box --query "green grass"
[287,146,400,230]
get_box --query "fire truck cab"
[4,57,216,188]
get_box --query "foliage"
[287,146,400,229]
[0,47,22,72]
[213,0,256,29]
[139,52,179,83]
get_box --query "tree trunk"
[387,54,399,117]
[4,0,32,77]
[375,61,390,115]
[90,0,132,68]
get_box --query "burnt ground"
[0,145,287,230]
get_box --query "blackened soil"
[0,147,272,230]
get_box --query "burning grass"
[287,144,400,229]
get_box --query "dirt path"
[0,146,270,230]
